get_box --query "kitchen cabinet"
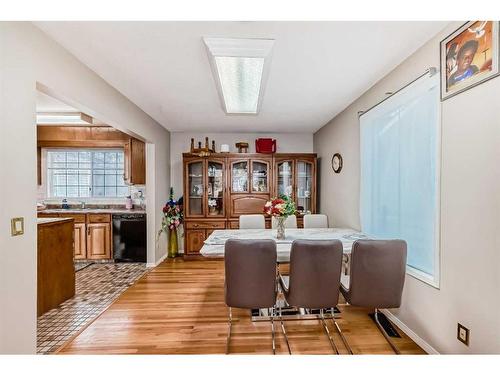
[87,214,111,259]
[37,212,112,260]
[124,138,146,185]
[37,147,42,186]
[37,218,75,316]
[73,223,87,259]
[87,223,111,260]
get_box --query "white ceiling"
[35,21,448,133]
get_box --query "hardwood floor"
[58,258,425,355]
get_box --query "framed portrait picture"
[440,21,500,100]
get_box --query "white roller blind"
[360,73,440,284]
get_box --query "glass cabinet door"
[187,161,204,216]
[207,161,224,216]
[251,161,269,193]
[296,161,313,214]
[277,161,294,198]
[231,161,249,193]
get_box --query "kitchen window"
[359,72,441,287]
[46,149,129,198]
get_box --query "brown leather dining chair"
[224,239,278,354]
[340,239,407,354]
[279,239,351,354]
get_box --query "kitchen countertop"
[37,217,75,225]
[39,208,146,215]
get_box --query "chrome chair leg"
[374,308,400,354]
[270,308,276,355]
[226,307,232,354]
[279,304,292,354]
[320,308,339,354]
[331,310,353,354]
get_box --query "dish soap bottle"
[125,195,133,210]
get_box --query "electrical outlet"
[457,323,470,346]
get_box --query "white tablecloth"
[200,227,368,263]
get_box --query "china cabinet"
[273,154,316,216]
[182,152,317,255]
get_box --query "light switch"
[457,323,470,346]
[11,217,24,236]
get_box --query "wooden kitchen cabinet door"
[73,223,87,259]
[124,138,146,185]
[87,223,111,260]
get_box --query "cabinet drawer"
[38,213,60,219]
[88,214,111,223]
[62,214,86,223]
[38,212,86,223]
[185,221,225,229]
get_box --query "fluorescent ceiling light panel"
[215,56,264,113]
[36,112,93,125]
[204,37,274,114]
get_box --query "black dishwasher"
[112,213,147,262]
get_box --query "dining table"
[200,227,369,263]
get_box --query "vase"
[276,216,286,240]
[168,227,178,258]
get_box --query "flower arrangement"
[160,188,183,231]
[263,195,296,217]
[158,188,183,257]
[264,195,296,240]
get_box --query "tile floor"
[37,263,149,354]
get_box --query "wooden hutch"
[183,152,317,255]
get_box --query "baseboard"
[146,252,167,268]
[381,309,440,354]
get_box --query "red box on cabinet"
[255,138,276,153]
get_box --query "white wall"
[170,132,313,198]
[0,22,170,354]
[314,22,500,353]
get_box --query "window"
[47,149,129,198]
[360,73,440,287]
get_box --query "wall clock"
[331,153,343,173]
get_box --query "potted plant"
[158,188,183,258]
[263,195,296,240]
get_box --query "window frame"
[45,148,129,200]
[359,73,442,289]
